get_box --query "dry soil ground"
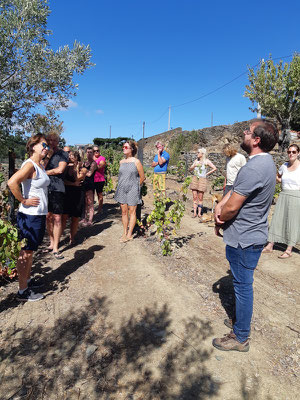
[0,177,299,400]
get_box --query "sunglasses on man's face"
[42,142,50,150]
[287,150,297,154]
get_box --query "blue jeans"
[226,244,264,342]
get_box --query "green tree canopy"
[0,0,94,147]
[93,137,132,150]
[244,54,300,130]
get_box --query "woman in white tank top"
[8,134,50,302]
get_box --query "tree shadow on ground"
[0,245,104,313]
[212,270,235,321]
[0,296,220,399]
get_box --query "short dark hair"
[128,140,138,156]
[26,134,47,156]
[86,146,93,152]
[251,120,279,152]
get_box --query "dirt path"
[0,179,299,399]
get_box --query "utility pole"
[257,59,264,119]
[109,125,111,138]
[168,105,171,131]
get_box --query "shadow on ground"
[212,270,235,321]
[0,297,219,399]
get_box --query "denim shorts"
[17,212,46,251]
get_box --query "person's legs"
[192,190,198,217]
[61,214,68,234]
[52,213,62,253]
[85,190,94,224]
[127,205,137,239]
[17,250,33,290]
[197,191,204,216]
[70,217,79,243]
[97,191,104,214]
[120,204,129,240]
[226,244,263,342]
[262,242,274,252]
[46,212,54,250]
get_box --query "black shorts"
[63,186,85,217]
[17,212,46,251]
[48,191,65,215]
[94,181,105,194]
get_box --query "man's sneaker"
[28,278,44,289]
[16,289,44,302]
[212,332,250,352]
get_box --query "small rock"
[215,355,222,361]
[15,331,23,339]
[86,345,98,358]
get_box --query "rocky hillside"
[137,120,300,176]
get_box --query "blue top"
[153,150,170,173]
[223,153,276,248]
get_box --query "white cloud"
[95,109,104,114]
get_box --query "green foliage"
[139,177,190,256]
[0,0,93,147]
[176,160,186,182]
[169,131,200,165]
[244,54,300,128]
[0,218,25,278]
[103,177,114,194]
[212,176,225,189]
[93,137,131,150]
[273,183,281,199]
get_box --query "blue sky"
[47,0,299,145]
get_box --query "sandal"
[53,252,64,260]
[278,251,292,259]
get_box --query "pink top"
[94,156,106,182]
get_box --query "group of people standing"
[8,133,106,301]
[6,124,300,357]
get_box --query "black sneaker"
[16,289,44,302]
[28,278,44,289]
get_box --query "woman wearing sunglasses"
[263,143,300,258]
[114,141,145,242]
[8,134,50,301]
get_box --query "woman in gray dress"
[115,141,145,242]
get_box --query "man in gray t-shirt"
[212,119,278,352]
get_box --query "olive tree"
[0,0,94,146]
[244,54,300,132]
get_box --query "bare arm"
[46,161,67,176]
[8,162,40,206]
[206,159,217,176]
[157,151,166,166]
[97,159,106,170]
[136,160,145,185]
[86,161,97,177]
[219,192,247,222]
[276,171,282,183]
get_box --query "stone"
[86,345,98,358]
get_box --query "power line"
[171,54,293,109]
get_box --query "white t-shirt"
[279,162,300,190]
[226,153,247,185]
[19,159,50,216]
